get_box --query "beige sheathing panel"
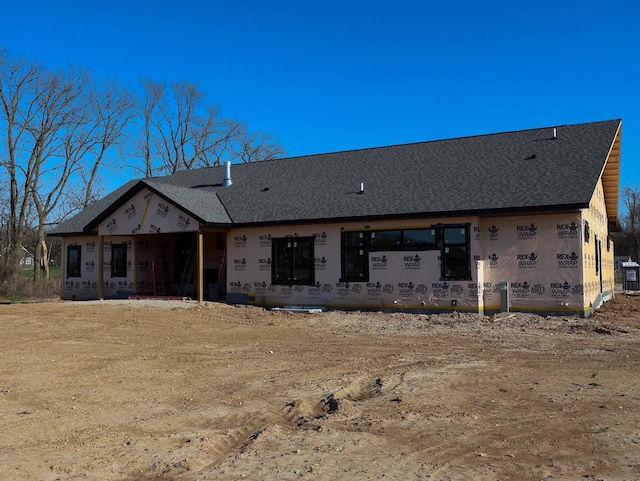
[582,176,615,307]
[97,188,198,236]
[227,217,483,311]
[61,236,100,299]
[480,213,585,313]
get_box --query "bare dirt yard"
[1,295,639,481]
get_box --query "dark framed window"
[111,243,127,277]
[441,225,471,280]
[341,231,369,281]
[584,220,590,243]
[404,228,437,249]
[272,237,315,285]
[67,245,81,278]
[595,236,600,275]
[370,230,402,249]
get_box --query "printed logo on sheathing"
[229,281,242,292]
[86,241,96,252]
[557,252,579,268]
[571,284,584,295]
[156,202,170,218]
[488,225,499,241]
[234,258,247,271]
[516,224,537,240]
[308,282,323,296]
[125,203,137,220]
[313,231,328,245]
[468,283,481,297]
[403,254,422,270]
[234,234,248,248]
[336,282,351,297]
[556,221,579,239]
[431,282,450,299]
[254,281,268,294]
[398,281,415,297]
[488,253,499,269]
[314,256,328,270]
[474,226,481,241]
[450,284,463,295]
[258,258,272,271]
[367,281,383,296]
[550,282,572,298]
[85,261,95,272]
[259,234,272,247]
[371,255,388,270]
[279,285,293,296]
[510,281,531,299]
[517,252,538,268]
[531,283,545,295]
[106,218,118,234]
[177,215,191,230]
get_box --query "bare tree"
[621,185,640,262]
[0,48,43,291]
[0,48,134,286]
[136,79,284,176]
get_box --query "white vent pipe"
[222,161,232,187]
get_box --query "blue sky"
[2,0,638,207]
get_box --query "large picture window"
[111,243,128,277]
[340,224,471,283]
[67,245,81,278]
[272,237,315,285]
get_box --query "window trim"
[440,223,472,281]
[111,243,128,278]
[67,245,82,278]
[271,236,315,286]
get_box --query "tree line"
[618,185,640,263]
[0,47,284,294]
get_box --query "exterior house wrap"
[50,119,622,316]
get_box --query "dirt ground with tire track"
[1,295,639,480]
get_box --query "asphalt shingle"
[51,119,621,235]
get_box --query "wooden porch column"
[197,231,204,303]
[98,235,104,300]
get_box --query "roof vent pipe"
[222,161,232,187]
[552,127,557,140]
[359,182,364,194]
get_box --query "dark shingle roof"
[51,119,621,235]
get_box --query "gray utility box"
[500,281,510,312]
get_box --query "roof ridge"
[253,118,622,164]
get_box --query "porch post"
[98,235,104,300]
[197,231,204,303]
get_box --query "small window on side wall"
[584,220,590,243]
[111,243,127,277]
[67,245,81,278]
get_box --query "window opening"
[272,237,315,285]
[67,245,81,278]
